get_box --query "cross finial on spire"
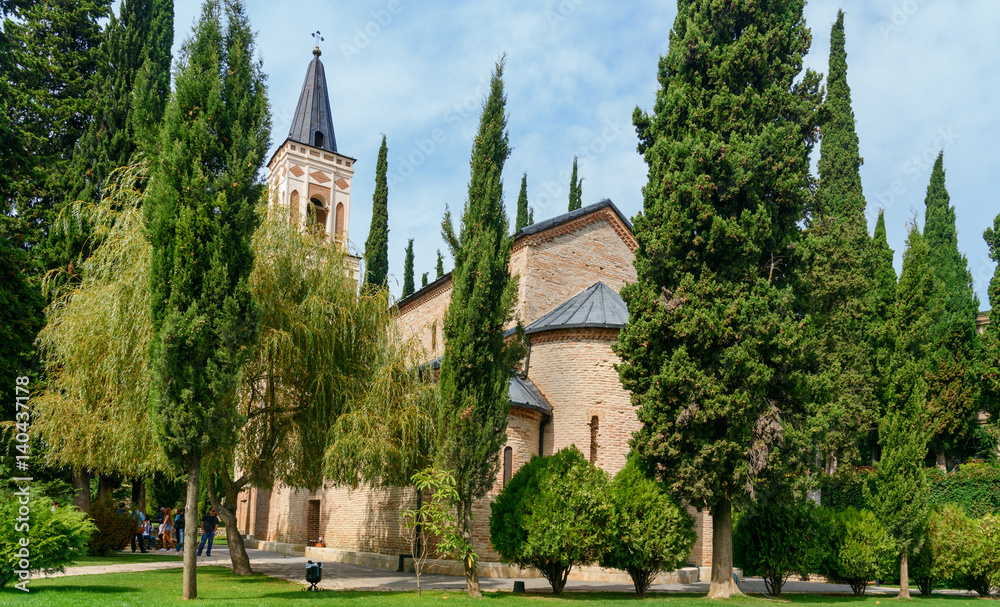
[311,31,324,56]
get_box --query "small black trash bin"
[305,560,323,592]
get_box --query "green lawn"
[0,567,989,607]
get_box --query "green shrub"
[0,488,96,588]
[600,455,696,597]
[960,514,1000,596]
[85,499,136,556]
[733,500,825,595]
[489,446,613,595]
[911,504,976,595]
[816,507,894,596]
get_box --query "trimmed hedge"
[821,462,1000,517]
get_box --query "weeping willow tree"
[35,165,434,574]
[34,165,166,483]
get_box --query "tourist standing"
[197,507,219,557]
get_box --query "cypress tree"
[815,10,865,231]
[437,58,519,597]
[363,135,389,289]
[980,214,1000,419]
[798,11,876,471]
[614,1,822,598]
[436,249,444,278]
[871,223,935,599]
[514,172,530,231]
[921,153,979,468]
[144,0,270,596]
[421,272,428,288]
[866,211,899,457]
[567,156,582,211]
[401,238,414,298]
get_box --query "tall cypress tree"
[614,1,821,597]
[866,211,899,457]
[435,249,444,278]
[798,10,876,471]
[437,58,518,598]
[401,238,414,298]
[145,0,270,596]
[567,156,582,211]
[980,214,1000,420]
[514,172,530,231]
[421,272,428,288]
[921,152,979,467]
[872,223,935,598]
[363,135,389,289]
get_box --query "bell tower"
[267,46,360,279]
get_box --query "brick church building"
[236,48,713,582]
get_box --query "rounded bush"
[816,507,894,596]
[733,500,824,595]
[85,499,136,556]
[489,446,613,595]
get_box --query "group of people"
[123,502,221,557]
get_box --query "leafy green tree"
[567,157,582,211]
[912,504,978,595]
[921,153,980,467]
[733,501,825,595]
[437,58,519,598]
[0,488,96,589]
[401,238,415,298]
[490,447,614,596]
[601,454,696,597]
[514,172,530,231]
[144,0,270,597]
[817,507,895,596]
[614,1,821,597]
[798,11,876,471]
[0,236,43,421]
[961,514,1000,596]
[435,249,444,278]
[363,135,389,289]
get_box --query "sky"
[165,0,1000,305]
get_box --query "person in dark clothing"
[131,508,147,553]
[197,508,219,557]
[174,507,185,552]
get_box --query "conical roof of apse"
[288,46,338,153]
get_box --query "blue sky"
[167,0,1000,305]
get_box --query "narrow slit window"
[503,447,512,487]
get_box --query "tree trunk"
[707,497,742,599]
[182,457,200,600]
[459,500,481,598]
[208,469,253,575]
[131,477,146,512]
[935,445,946,471]
[825,450,838,475]
[96,473,118,504]
[72,469,91,512]
[898,547,911,599]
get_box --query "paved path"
[43,547,984,596]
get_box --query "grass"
[0,567,991,607]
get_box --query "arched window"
[503,447,512,487]
[309,197,328,235]
[589,416,599,464]
[289,191,299,225]
[335,203,345,239]
[314,131,324,149]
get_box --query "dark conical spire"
[289,46,338,152]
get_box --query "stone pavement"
[43,546,982,596]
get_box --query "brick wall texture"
[236,204,713,567]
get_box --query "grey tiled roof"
[513,198,632,238]
[508,376,552,414]
[288,48,338,153]
[525,281,627,335]
[418,357,551,415]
